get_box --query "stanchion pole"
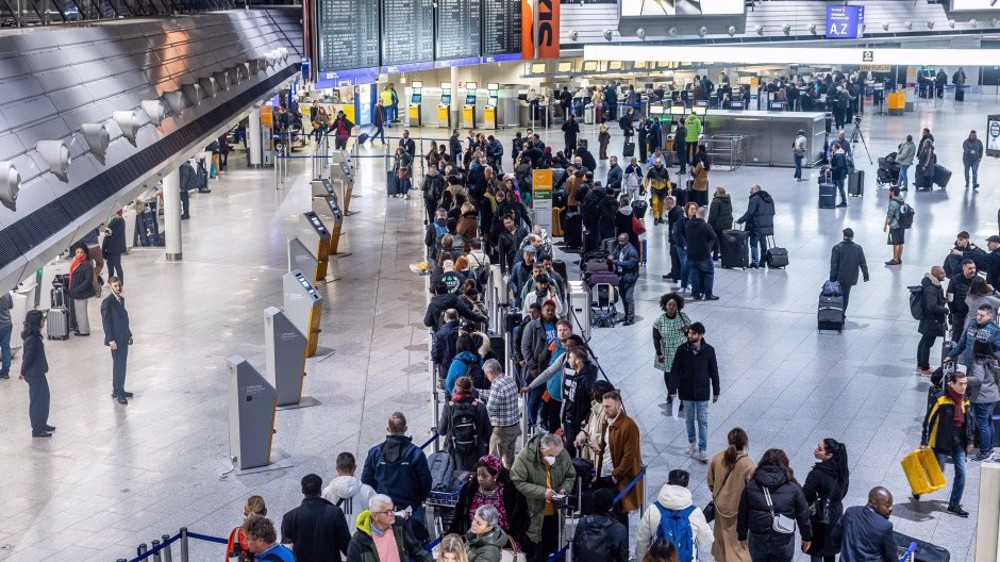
[151,539,162,562]
[138,543,148,557]
[161,534,173,562]
[179,528,189,562]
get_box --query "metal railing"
[705,134,748,170]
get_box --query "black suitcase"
[818,294,845,332]
[631,199,648,219]
[720,229,750,269]
[552,259,568,286]
[819,182,837,208]
[564,212,583,249]
[487,331,504,368]
[933,164,952,188]
[955,87,965,102]
[894,531,950,562]
[357,132,370,145]
[766,246,789,269]
[622,141,635,157]
[386,170,401,196]
[848,169,864,197]
[672,188,689,207]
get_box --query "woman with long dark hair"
[708,427,756,562]
[68,243,98,335]
[803,439,850,562]
[19,310,53,437]
[737,449,812,562]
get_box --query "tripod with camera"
[850,115,874,166]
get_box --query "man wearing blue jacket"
[361,412,433,529]
[608,233,640,325]
[831,487,896,562]
[947,304,1000,461]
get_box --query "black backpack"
[898,202,915,229]
[572,515,613,562]
[459,356,489,389]
[908,285,925,320]
[449,402,479,454]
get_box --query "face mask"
[543,455,557,466]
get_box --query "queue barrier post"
[151,539,162,562]
[161,534,173,562]
[179,528,189,562]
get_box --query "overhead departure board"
[381,0,435,66]
[435,0,482,61]
[315,0,379,72]
[483,0,521,57]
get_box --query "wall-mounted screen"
[952,0,1000,10]
[620,0,744,17]
[825,5,865,39]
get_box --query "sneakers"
[885,260,901,266]
[685,444,697,456]
[918,368,933,377]
[974,451,994,462]
[947,505,969,518]
[698,451,709,463]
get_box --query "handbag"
[396,166,411,181]
[632,215,647,236]
[705,454,743,523]
[500,534,526,562]
[762,487,796,535]
[809,479,839,525]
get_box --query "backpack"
[908,285,925,320]
[572,515,613,562]
[449,402,479,455]
[459,355,488,388]
[898,202,915,229]
[654,503,697,562]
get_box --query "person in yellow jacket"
[645,159,671,225]
[380,85,395,127]
[920,368,975,518]
[685,112,702,164]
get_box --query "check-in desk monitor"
[439,82,452,128]
[331,150,353,174]
[227,355,276,470]
[264,306,307,407]
[283,270,324,357]
[462,82,478,128]
[330,162,354,214]
[296,212,331,281]
[409,81,423,127]
[484,83,499,130]
[312,195,344,254]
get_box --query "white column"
[450,66,460,128]
[248,105,262,167]
[163,168,182,261]
[976,462,1000,562]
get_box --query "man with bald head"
[831,487,895,562]
[916,265,949,376]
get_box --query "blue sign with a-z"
[826,5,865,39]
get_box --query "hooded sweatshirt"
[635,484,714,560]
[323,475,377,523]
[361,435,433,511]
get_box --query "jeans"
[936,448,967,509]
[409,505,427,529]
[834,177,847,204]
[899,164,910,189]
[677,247,690,289]
[683,400,710,452]
[619,281,636,320]
[0,324,11,374]
[689,259,716,298]
[964,159,980,186]
[841,284,853,312]
[917,334,938,370]
[793,154,803,179]
[750,233,769,266]
[748,531,794,562]
[973,402,995,455]
[526,384,544,426]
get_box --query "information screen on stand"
[381,0,435,65]
[435,0,482,61]
[825,5,864,39]
[315,0,379,72]
[482,0,521,57]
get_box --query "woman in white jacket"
[635,469,714,561]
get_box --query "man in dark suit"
[831,487,896,562]
[101,277,133,405]
[102,209,127,284]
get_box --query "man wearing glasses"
[346,495,433,562]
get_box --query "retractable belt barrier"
[118,527,228,562]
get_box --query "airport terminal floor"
[1,92,997,561]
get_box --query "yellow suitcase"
[552,207,565,237]
[901,448,946,498]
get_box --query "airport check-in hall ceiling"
[0,9,301,293]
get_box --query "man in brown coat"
[594,389,644,529]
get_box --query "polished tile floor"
[0,92,996,561]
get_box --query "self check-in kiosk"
[484,83,499,130]
[283,270,324,357]
[227,355,277,470]
[311,177,336,200]
[312,194,344,254]
[329,160,355,215]
[462,82,477,128]
[438,82,452,128]
[408,81,423,127]
[264,306,308,407]
[288,237,319,281]
[289,212,331,282]
[331,149,353,175]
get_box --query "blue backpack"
[654,503,697,562]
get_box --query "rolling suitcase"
[552,207,565,237]
[900,448,946,499]
[817,294,845,332]
[622,141,635,157]
[720,229,750,269]
[848,169,864,197]
[552,260,568,286]
[631,199,648,219]
[894,532,950,562]
[765,246,789,269]
[564,212,583,249]
[47,307,69,340]
[386,170,401,197]
[819,182,837,208]
[933,164,952,188]
[672,187,689,207]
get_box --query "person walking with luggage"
[883,186,906,266]
[735,185,775,269]
[562,114,580,159]
[510,433,575,562]
[609,233,640,325]
[102,209,127,284]
[945,304,1000,461]
[831,488,896,562]
[19,310,53,437]
[0,289,12,379]
[635,469,714,562]
[572,488,630,562]
[707,187,733,262]
[361,412,433,528]
[962,130,983,190]
[921,369,975,517]
[916,266,949,377]
[803,440,850,562]
[101,277,133,405]
[593,389,644,529]
[685,207,719,301]
[672,322,720,463]
[331,110,354,151]
[737,449,813,562]
[619,108,636,145]
[895,135,916,191]
[280,474,352,562]
[829,228,869,313]
[370,100,387,146]
[792,130,807,181]
[68,243,97,336]
[708,428,756,562]
[829,143,849,207]
[915,139,936,191]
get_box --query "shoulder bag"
[809,478,839,525]
[705,454,744,522]
[762,486,796,534]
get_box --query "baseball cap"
[542,299,557,308]
[523,245,537,254]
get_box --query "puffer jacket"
[736,191,775,236]
[635,484,714,560]
[510,434,576,543]
[466,526,508,562]
[707,194,733,232]
[737,465,812,541]
[949,320,1000,401]
[917,274,948,337]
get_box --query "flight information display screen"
[381,0,435,65]
[436,0,482,60]
[315,0,380,72]
[483,0,521,56]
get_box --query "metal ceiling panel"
[47,84,96,114]
[1,96,58,131]
[15,116,72,152]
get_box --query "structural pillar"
[248,105,262,168]
[162,167,182,261]
[450,66,460,129]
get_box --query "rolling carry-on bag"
[564,212,583,249]
[894,532,950,562]
[631,199,648,219]
[672,187,689,208]
[901,448,946,499]
[47,307,69,340]
[933,164,952,189]
[552,260,568,287]
[765,236,789,269]
[720,229,750,269]
[819,182,837,208]
[848,169,864,197]
[622,141,635,157]
[817,294,845,332]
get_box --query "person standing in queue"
[101,277,133,405]
[562,113,579,160]
[102,209,127,285]
[803,439,850,562]
[19,310,53,438]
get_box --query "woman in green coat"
[708,186,734,261]
[652,293,691,408]
[466,505,509,562]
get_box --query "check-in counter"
[703,110,826,167]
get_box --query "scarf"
[68,255,85,288]
[946,386,965,427]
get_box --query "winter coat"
[684,218,718,262]
[510,434,576,543]
[896,141,916,166]
[424,293,486,331]
[322,476,377,524]
[615,207,640,251]
[737,465,812,541]
[447,473,530,547]
[360,435,433,511]
[708,451,756,519]
[963,137,984,164]
[346,513,432,562]
[466,526,509,562]
[685,114,702,143]
[69,260,97,300]
[917,274,948,337]
[573,513,630,562]
[672,340,720,401]
[802,461,848,558]
[708,194,733,232]
[280,496,352,562]
[949,320,1000,389]
[519,317,555,375]
[736,191,775,236]
[595,413,644,513]
[830,240,869,287]
[947,273,976,316]
[691,161,709,192]
[607,164,623,190]
[635,484,714,560]
[922,390,976,455]
[445,351,483,396]
[610,241,640,286]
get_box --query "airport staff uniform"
[101,291,133,400]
